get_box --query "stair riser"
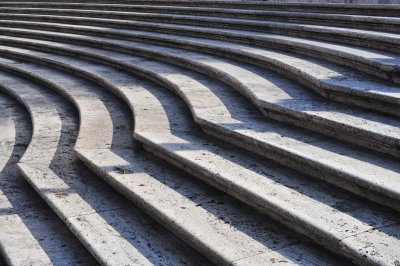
[2,1,400,15]
[0,10,399,55]
[74,152,227,265]
[0,14,400,83]
[0,49,344,266]
[1,6,399,33]
[140,140,375,266]
[0,15,400,93]
[261,108,400,158]
[1,39,400,212]
[1,30,399,158]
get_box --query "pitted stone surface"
[0,67,208,265]
[0,91,96,266]
[0,1,399,266]
[2,47,343,265]
[2,42,395,265]
[0,39,398,212]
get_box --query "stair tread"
[2,56,348,265]
[1,27,400,150]
[1,20,400,115]
[1,36,400,210]
[2,12,400,72]
[0,65,209,266]
[0,92,96,266]
[2,1,397,18]
[2,5,400,42]
[1,5,400,28]
[2,41,397,265]
[0,1,398,265]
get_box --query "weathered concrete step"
[2,0,400,16]
[0,63,210,266]
[0,91,96,266]
[0,52,346,266]
[2,38,400,212]
[0,5,399,33]
[1,30,400,158]
[1,43,399,266]
[2,19,400,118]
[1,8,400,55]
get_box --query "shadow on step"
[139,76,400,238]
[0,92,95,265]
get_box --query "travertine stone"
[0,68,208,266]
[0,40,398,212]
[0,92,96,266]
[0,2,399,265]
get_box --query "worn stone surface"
[0,43,395,265]
[0,68,208,265]
[0,1,399,266]
[1,38,399,212]
[0,92,96,266]
[0,24,399,151]
[3,52,344,265]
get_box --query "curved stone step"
[0,63,209,266]
[0,91,96,266]
[1,25,399,158]
[1,1,400,16]
[0,52,346,266]
[8,28,400,156]
[0,28,397,148]
[1,4,399,33]
[1,38,400,211]
[1,8,400,55]
[1,21,400,119]
[0,42,399,266]
[2,14,400,85]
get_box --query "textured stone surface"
[0,92,96,266]
[0,67,208,265]
[5,50,342,265]
[0,1,399,265]
[0,43,394,265]
[1,37,398,211]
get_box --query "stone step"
[6,49,346,266]
[1,24,399,157]
[1,8,400,55]
[0,63,210,266]
[1,18,400,118]
[0,42,399,266]
[1,0,400,16]
[2,15,400,86]
[2,25,400,147]
[1,4,399,33]
[1,35,400,211]
[0,10,398,79]
[0,2,398,265]
[0,49,347,266]
[0,91,96,266]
